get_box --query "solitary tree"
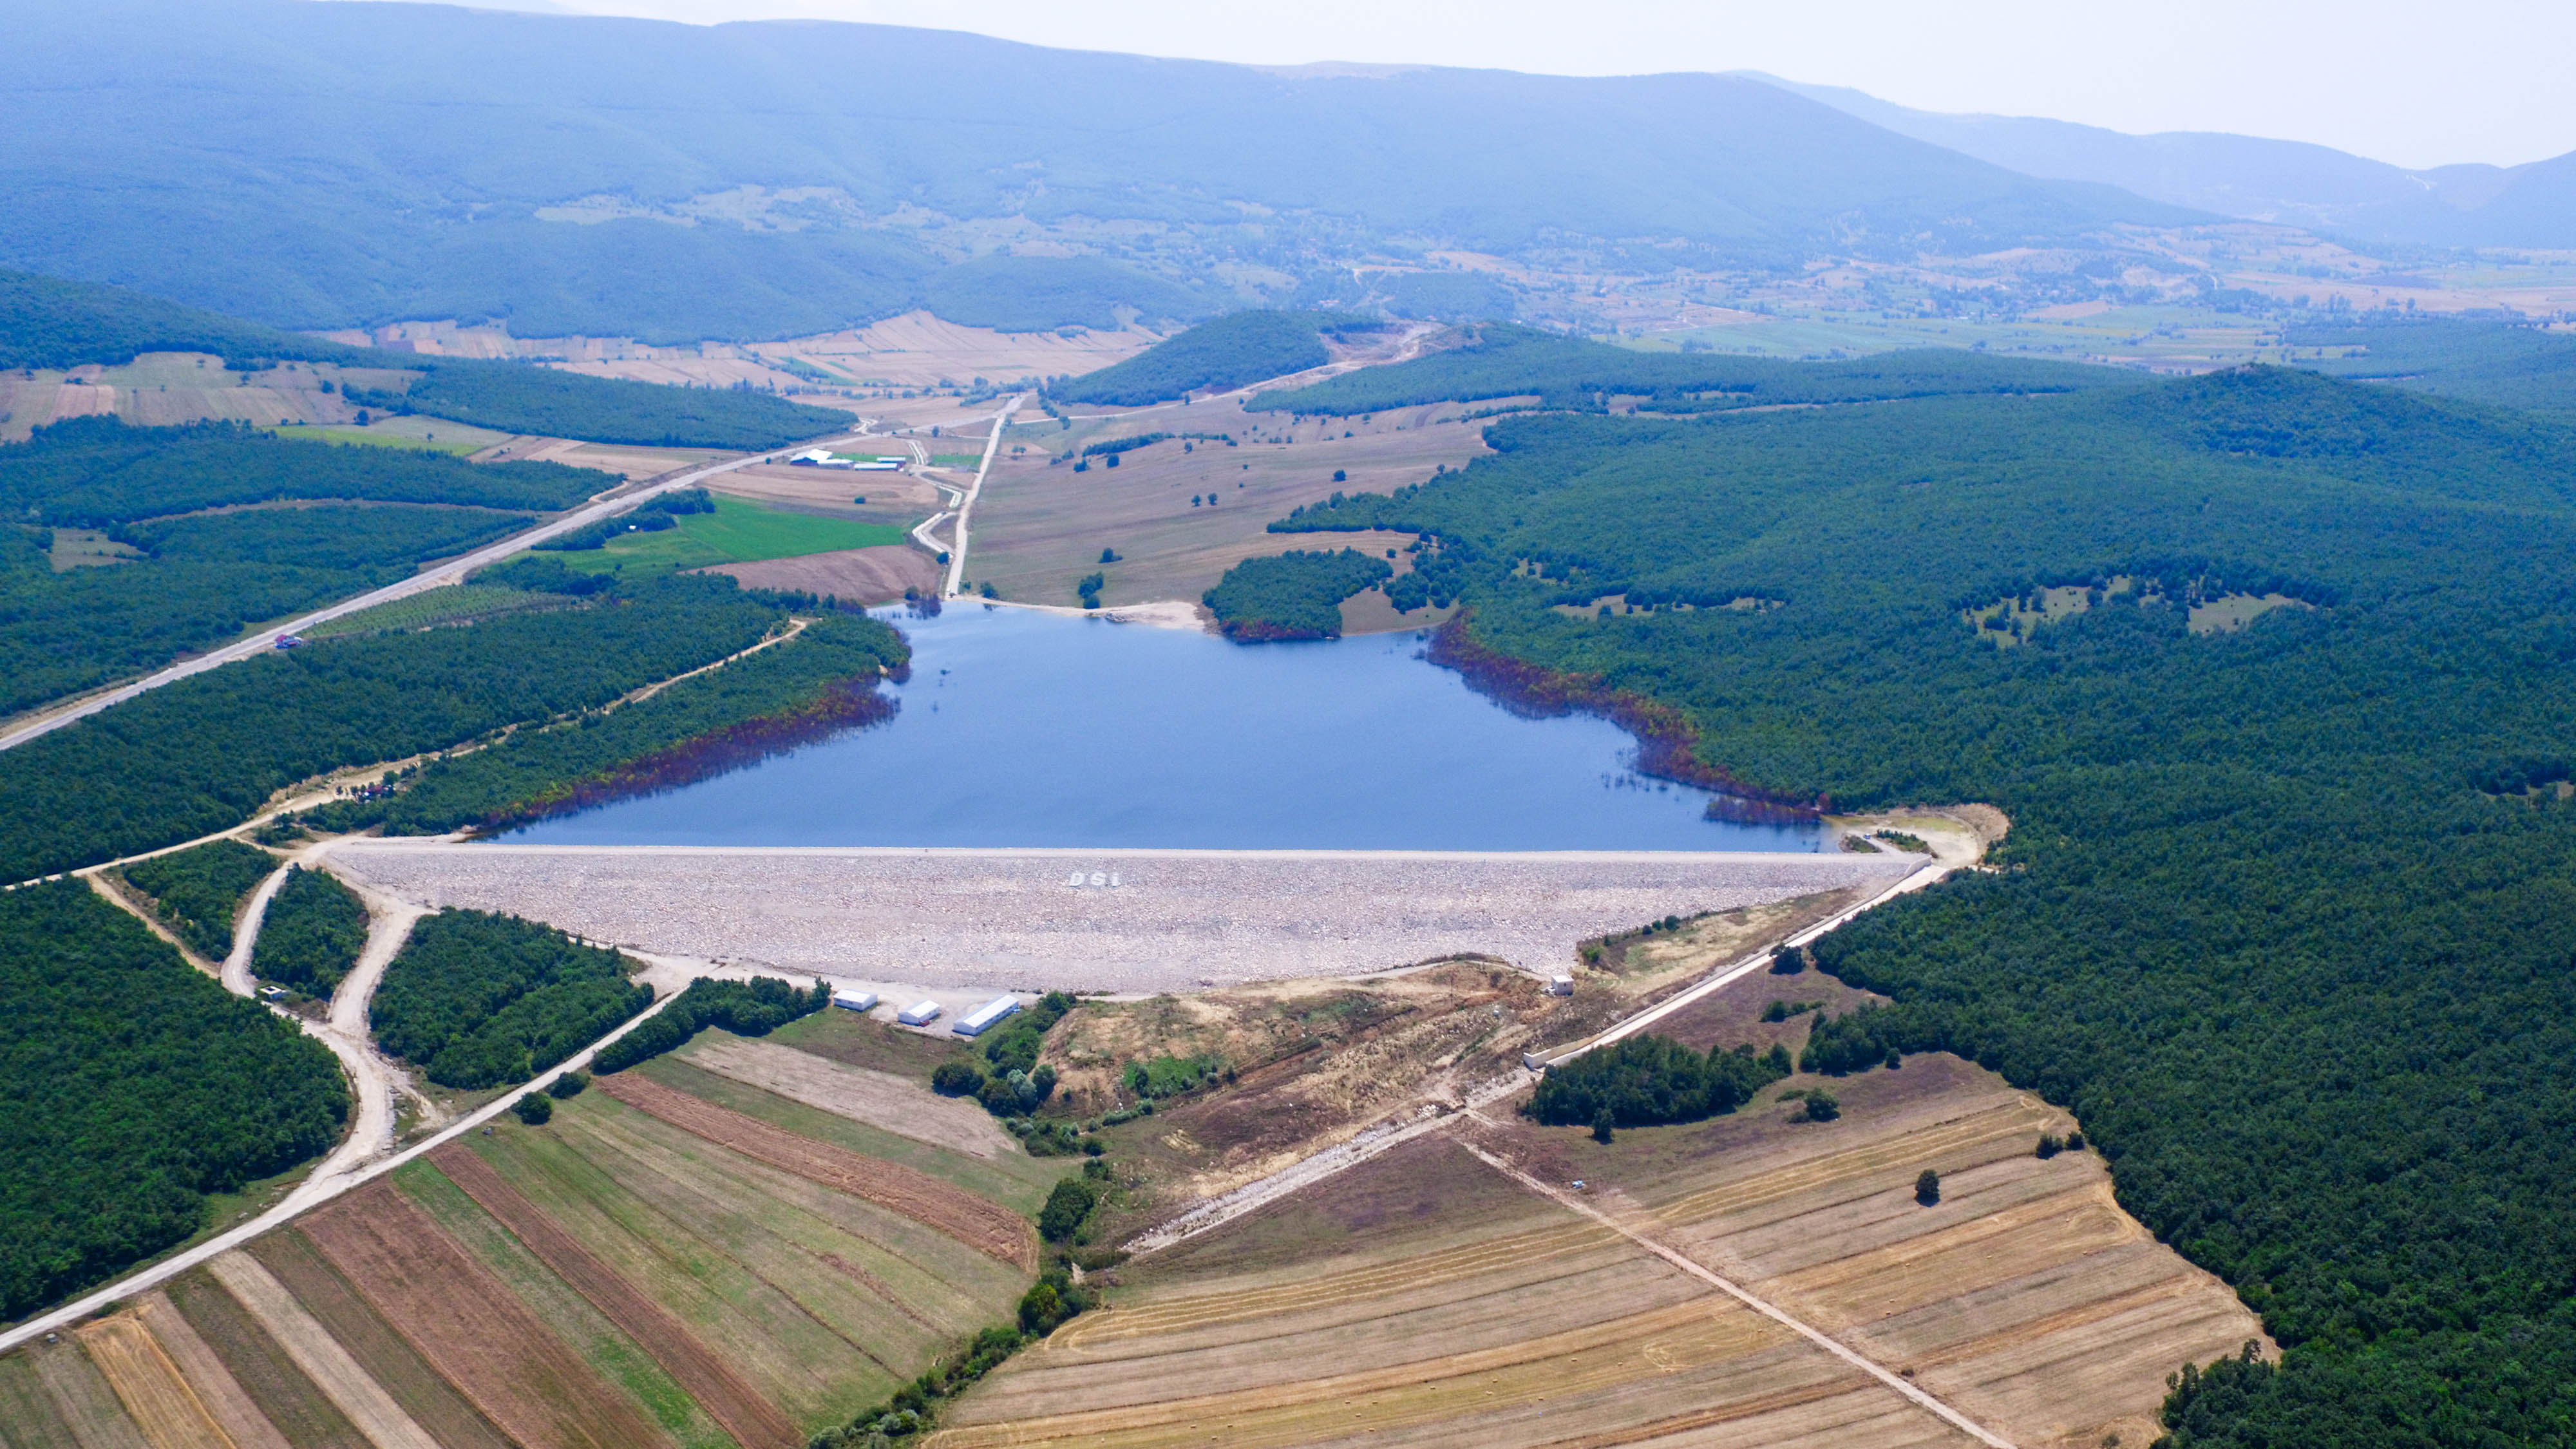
[1593,1107,1616,1144]
[1915,1169,1941,1206]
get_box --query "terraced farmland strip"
[1648,1102,2052,1226]
[243,1230,513,1449]
[28,1336,153,1449]
[71,1313,235,1449]
[301,1184,665,1449]
[1756,1184,2137,1323]
[600,1073,1037,1269]
[200,1253,438,1449]
[0,1351,84,1449]
[162,1270,370,1449]
[433,1144,802,1449]
[471,1110,910,1421]
[126,1295,292,1449]
[1062,1219,1622,1347]
[936,1297,1803,1448]
[390,1161,741,1449]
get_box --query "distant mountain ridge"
[0,0,2191,341]
[1736,72,2576,249]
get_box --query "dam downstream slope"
[325,843,1915,992]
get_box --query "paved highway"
[0,430,882,755]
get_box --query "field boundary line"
[1455,1130,2019,1449]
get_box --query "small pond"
[507,604,1823,852]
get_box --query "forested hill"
[2286,312,2576,419]
[0,269,852,450]
[1051,311,1379,406]
[1251,323,2128,415]
[1272,367,2576,1446]
[1,1,2188,339]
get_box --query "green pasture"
[553,493,909,576]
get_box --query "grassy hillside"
[1251,323,2128,415]
[1270,367,2576,1446]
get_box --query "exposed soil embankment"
[1426,617,1824,824]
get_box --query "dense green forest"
[372,910,652,1090]
[1200,549,1391,639]
[1050,311,1372,405]
[1527,1035,1788,1127]
[343,609,908,835]
[1,418,600,526]
[350,364,849,450]
[0,574,788,880]
[119,838,278,960]
[253,866,370,996]
[592,975,830,1074]
[1273,366,2576,1446]
[0,880,348,1320]
[1250,323,2125,416]
[2287,313,2576,417]
[0,267,355,370]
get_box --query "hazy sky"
[488,0,2574,170]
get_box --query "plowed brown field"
[600,1072,1037,1268]
[243,1230,513,1449]
[301,1184,664,1449]
[433,1144,802,1449]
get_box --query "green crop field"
[269,425,482,455]
[553,494,909,576]
[300,583,577,639]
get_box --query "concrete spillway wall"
[327,842,1914,995]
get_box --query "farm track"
[300,1184,665,1449]
[600,1072,1039,1269]
[434,1144,804,1449]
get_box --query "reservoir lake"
[509,604,1823,852]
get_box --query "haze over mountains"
[7,0,2567,345]
[1742,73,2576,249]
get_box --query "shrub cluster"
[252,865,368,996]
[372,910,652,1089]
[1527,1035,1791,1128]
[592,975,829,1074]
[120,838,276,959]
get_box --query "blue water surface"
[507,603,1819,852]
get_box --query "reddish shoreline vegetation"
[461,677,900,834]
[1425,616,1828,825]
[307,607,913,840]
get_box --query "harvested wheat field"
[680,1035,1019,1158]
[953,1016,2259,1449]
[935,1134,1980,1449]
[696,544,940,604]
[600,1072,1039,1267]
